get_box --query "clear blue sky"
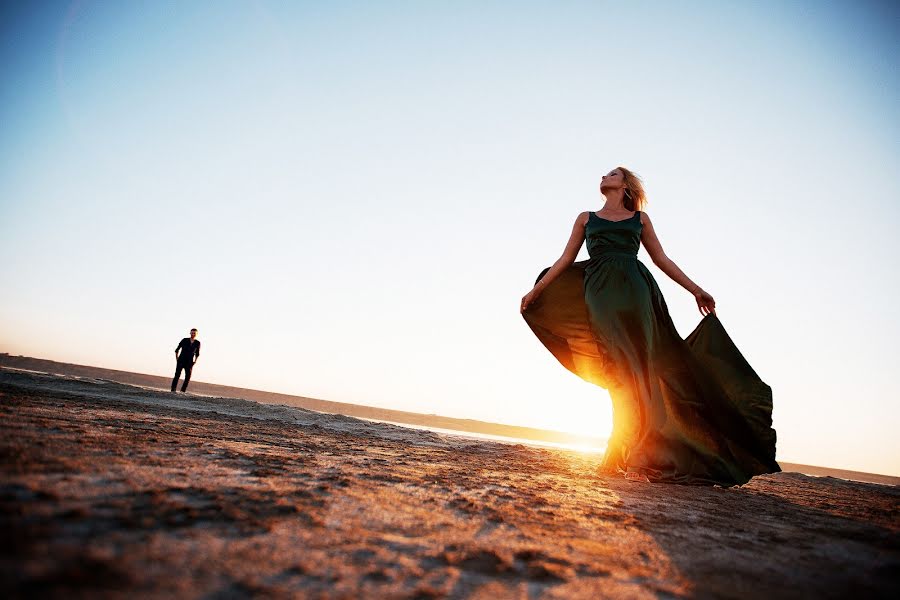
[2,1,898,475]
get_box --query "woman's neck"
[602,191,627,211]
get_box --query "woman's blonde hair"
[617,166,647,211]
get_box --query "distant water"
[360,417,606,454]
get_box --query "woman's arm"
[520,212,589,313]
[640,212,716,316]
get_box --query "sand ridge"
[1,369,898,598]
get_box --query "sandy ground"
[1,370,898,599]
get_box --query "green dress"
[522,211,780,486]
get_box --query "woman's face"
[600,168,625,194]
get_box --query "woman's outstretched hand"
[694,288,716,316]
[520,288,540,313]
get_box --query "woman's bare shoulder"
[577,211,591,227]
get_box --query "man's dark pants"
[172,361,193,392]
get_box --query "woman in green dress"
[520,167,779,486]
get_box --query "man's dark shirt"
[176,338,201,365]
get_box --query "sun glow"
[534,386,615,444]
[567,442,606,455]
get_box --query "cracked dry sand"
[0,371,898,599]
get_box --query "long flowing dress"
[522,211,780,486]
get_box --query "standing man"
[172,328,201,393]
